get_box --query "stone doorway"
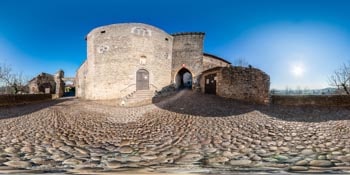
[205,73,216,94]
[175,68,192,89]
[136,69,149,90]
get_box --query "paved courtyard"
[0,90,350,174]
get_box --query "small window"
[165,38,169,41]
[100,30,106,34]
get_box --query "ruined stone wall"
[171,33,205,88]
[201,66,270,104]
[78,23,173,100]
[220,66,270,103]
[271,95,350,106]
[203,54,230,71]
[54,70,65,98]
[28,73,55,94]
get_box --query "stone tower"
[55,69,65,98]
[171,32,205,90]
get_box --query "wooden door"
[205,73,216,94]
[136,69,149,90]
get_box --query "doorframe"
[174,67,193,89]
[204,73,217,94]
[136,69,150,90]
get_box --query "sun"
[291,64,305,77]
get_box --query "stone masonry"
[171,32,205,89]
[28,70,66,98]
[76,22,270,103]
[28,73,56,94]
[77,23,173,100]
[54,70,65,98]
[201,66,270,104]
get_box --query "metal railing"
[150,84,158,90]
[120,84,136,93]
[120,83,159,94]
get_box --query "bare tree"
[234,57,249,67]
[0,63,28,94]
[296,86,302,95]
[285,86,291,95]
[329,62,350,95]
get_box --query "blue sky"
[1,0,350,89]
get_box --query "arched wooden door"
[136,69,149,90]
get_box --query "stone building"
[28,73,56,94]
[28,70,66,98]
[76,23,270,104]
[200,66,270,104]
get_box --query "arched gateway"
[175,68,192,89]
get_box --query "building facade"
[76,23,269,103]
[28,70,66,98]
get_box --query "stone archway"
[136,69,149,90]
[175,68,192,89]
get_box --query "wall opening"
[136,69,149,90]
[175,68,192,89]
[205,73,216,94]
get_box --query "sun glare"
[291,64,305,77]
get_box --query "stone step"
[127,97,153,102]
[127,99,152,104]
[131,94,154,97]
[132,94,153,96]
[135,90,153,92]
[127,97,153,101]
[124,90,155,106]
[133,92,154,95]
[132,91,154,96]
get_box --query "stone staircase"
[123,90,155,107]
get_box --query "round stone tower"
[77,23,173,100]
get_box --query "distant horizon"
[1,0,350,89]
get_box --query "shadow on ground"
[153,90,255,117]
[153,90,350,122]
[0,97,72,120]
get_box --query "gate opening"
[175,68,192,89]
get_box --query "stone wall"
[76,22,271,103]
[201,66,270,104]
[54,70,65,98]
[0,94,52,106]
[76,61,88,98]
[28,73,55,94]
[171,32,205,88]
[77,23,173,100]
[271,95,350,106]
[203,53,230,71]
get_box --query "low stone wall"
[271,95,350,106]
[0,94,52,106]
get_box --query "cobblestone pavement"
[0,90,349,174]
